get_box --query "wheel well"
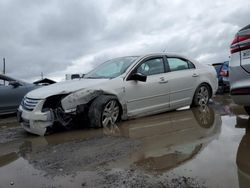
[87,94,123,119]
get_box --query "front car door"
[124,56,170,117]
[165,57,197,108]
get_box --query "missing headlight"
[42,94,68,112]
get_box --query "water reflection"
[212,94,246,117]
[117,105,221,172]
[0,105,222,175]
[236,116,250,188]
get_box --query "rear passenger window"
[167,58,189,72]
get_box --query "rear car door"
[124,56,170,117]
[165,57,197,108]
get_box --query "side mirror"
[9,81,21,88]
[128,73,147,82]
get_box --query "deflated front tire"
[88,95,120,128]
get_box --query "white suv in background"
[230,24,250,115]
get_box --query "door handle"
[159,77,168,83]
[160,77,165,81]
[192,73,199,77]
[159,80,168,84]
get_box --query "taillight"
[230,35,250,54]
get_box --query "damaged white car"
[18,53,218,136]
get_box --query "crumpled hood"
[26,79,108,99]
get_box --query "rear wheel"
[244,106,250,116]
[88,95,120,128]
[192,84,210,106]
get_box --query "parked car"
[212,61,230,93]
[17,53,218,136]
[229,24,250,115]
[0,74,40,115]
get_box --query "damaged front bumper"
[18,105,54,136]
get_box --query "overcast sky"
[0,0,249,82]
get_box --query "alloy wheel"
[102,100,119,127]
[197,86,209,105]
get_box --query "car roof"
[136,52,197,62]
[111,53,195,62]
[139,52,187,58]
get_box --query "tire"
[192,84,210,107]
[244,106,250,116]
[88,95,120,128]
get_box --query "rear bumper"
[18,106,54,136]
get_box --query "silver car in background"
[230,24,250,115]
[18,53,218,136]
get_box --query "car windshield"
[84,56,139,79]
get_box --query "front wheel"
[88,95,120,128]
[192,84,210,106]
[244,106,250,116]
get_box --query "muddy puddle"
[0,95,249,187]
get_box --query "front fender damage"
[49,90,105,129]
[56,88,128,128]
[61,89,104,113]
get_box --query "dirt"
[0,119,208,188]
[0,126,27,144]
[24,136,142,176]
[17,134,205,187]
[94,169,206,188]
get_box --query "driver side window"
[136,58,164,76]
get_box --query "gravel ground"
[23,136,142,176]
[1,96,240,188]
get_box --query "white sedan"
[18,53,218,136]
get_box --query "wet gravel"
[0,126,27,144]
[0,95,247,188]
[25,136,142,176]
[0,118,208,188]
[95,169,206,188]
